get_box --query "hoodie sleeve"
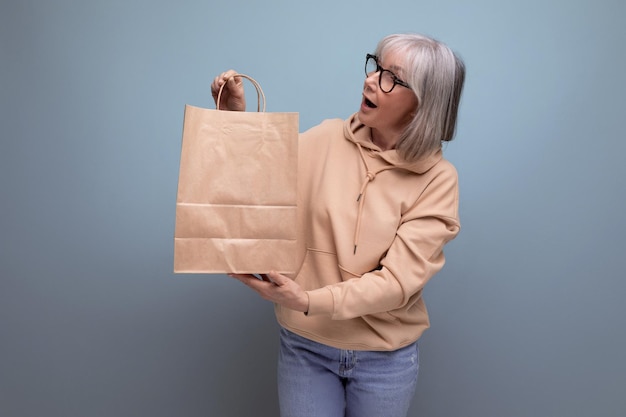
[306,162,460,319]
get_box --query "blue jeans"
[277,327,419,417]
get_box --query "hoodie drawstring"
[355,170,375,254]
[353,143,394,254]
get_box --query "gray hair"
[375,33,466,162]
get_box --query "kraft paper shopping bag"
[174,74,298,274]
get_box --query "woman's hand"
[228,271,310,313]
[211,70,246,111]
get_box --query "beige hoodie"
[275,113,460,351]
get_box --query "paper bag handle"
[216,73,267,112]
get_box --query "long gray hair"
[375,33,465,162]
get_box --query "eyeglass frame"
[365,53,411,93]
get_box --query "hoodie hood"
[342,113,443,254]
[343,113,442,174]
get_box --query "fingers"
[227,273,259,282]
[211,70,240,97]
[228,271,308,312]
[267,270,287,286]
[228,272,278,285]
[260,273,273,283]
[211,69,246,111]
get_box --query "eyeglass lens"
[365,55,397,93]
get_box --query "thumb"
[268,270,287,285]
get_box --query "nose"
[364,71,379,90]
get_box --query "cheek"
[390,99,417,126]
[403,95,419,116]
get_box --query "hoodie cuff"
[305,287,334,316]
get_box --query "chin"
[357,110,375,128]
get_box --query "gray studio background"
[1,1,625,416]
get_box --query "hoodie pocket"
[295,248,354,290]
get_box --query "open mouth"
[364,97,377,108]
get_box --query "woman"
[211,33,465,417]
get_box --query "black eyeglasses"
[365,54,411,93]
